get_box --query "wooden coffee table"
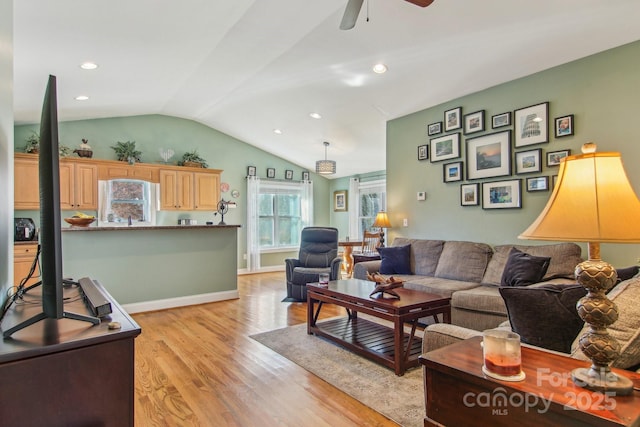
[307,279,451,376]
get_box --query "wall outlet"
[403,218,408,227]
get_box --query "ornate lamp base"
[571,243,633,396]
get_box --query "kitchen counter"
[62,224,240,232]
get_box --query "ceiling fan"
[340,0,434,30]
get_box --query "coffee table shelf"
[307,279,451,376]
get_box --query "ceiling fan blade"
[405,0,434,7]
[340,0,364,30]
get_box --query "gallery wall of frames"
[417,101,575,210]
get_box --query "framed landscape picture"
[444,107,462,132]
[526,176,549,192]
[514,148,542,174]
[514,102,549,147]
[463,110,485,135]
[547,149,571,167]
[443,161,463,183]
[492,112,511,129]
[482,179,522,209]
[430,133,460,163]
[460,183,479,206]
[427,122,442,136]
[465,130,511,180]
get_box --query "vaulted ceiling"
[13,0,640,178]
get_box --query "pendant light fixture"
[316,141,336,175]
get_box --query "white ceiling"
[13,0,640,178]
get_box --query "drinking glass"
[482,329,522,377]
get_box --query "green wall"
[14,114,332,270]
[0,0,12,296]
[386,40,640,268]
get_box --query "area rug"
[250,321,424,427]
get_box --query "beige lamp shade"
[519,146,640,243]
[373,211,392,228]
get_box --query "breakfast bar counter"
[60,224,241,312]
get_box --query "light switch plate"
[417,191,426,201]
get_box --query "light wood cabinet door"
[159,170,194,210]
[14,244,40,288]
[59,161,98,210]
[193,172,219,211]
[14,155,40,210]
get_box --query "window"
[258,182,308,250]
[98,179,157,226]
[349,178,386,238]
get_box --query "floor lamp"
[373,211,391,247]
[519,143,640,395]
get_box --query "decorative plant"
[178,150,208,168]
[24,132,40,153]
[111,140,142,163]
[59,144,71,157]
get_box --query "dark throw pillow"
[377,244,412,275]
[501,247,551,287]
[499,284,587,353]
[615,265,639,284]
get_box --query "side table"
[419,336,640,427]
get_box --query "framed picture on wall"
[514,102,549,147]
[492,112,511,128]
[247,165,256,176]
[555,114,574,137]
[465,130,512,180]
[514,148,542,174]
[417,144,428,161]
[302,171,310,181]
[463,110,485,135]
[430,133,460,162]
[334,190,348,212]
[547,149,571,167]
[526,176,549,192]
[482,179,522,210]
[443,161,463,183]
[444,107,462,132]
[285,169,293,180]
[427,122,442,136]
[460,183,479,206]
[267,167,275,178]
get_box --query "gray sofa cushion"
[482,243,582,286]
[410,239,445,276]
[404,276,481,298]
[451,286,507,316]
[434,241,493,282]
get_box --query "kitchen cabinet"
[14,243,40,289]
[160,169,220,211]
[14,155,40,210]
[97,163,158,182]
[59,160,98,210]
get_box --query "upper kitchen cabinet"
[59,160,98,210]
[14,154,40,209]
[159,168,221,211]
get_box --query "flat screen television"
[3,75,98,338]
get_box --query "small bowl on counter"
[64,217,96,227]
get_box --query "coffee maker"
[14,218,36,241]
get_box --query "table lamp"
[519,142,640,395]
[373,211,392,247]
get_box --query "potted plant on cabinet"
[177,150,208,168]
[24,132,40,154]
[111,140,142,164]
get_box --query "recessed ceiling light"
[309,112,322,119]
[273,129,283,135]
[80,62,98,70]
[75,95,89,101]
[373,63,388,74]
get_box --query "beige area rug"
[250,320,424,427]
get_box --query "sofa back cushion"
[390,237,445,276]
[434,241,493,282]
[482,243,582,286]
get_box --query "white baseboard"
[123,289,239,314]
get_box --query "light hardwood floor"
[132,272,401,427]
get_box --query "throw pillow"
[500,247,551,287]
[615,265,639,284]
[377,244,412,275]
[499,284,587,353]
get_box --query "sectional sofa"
[352,237,582,331]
